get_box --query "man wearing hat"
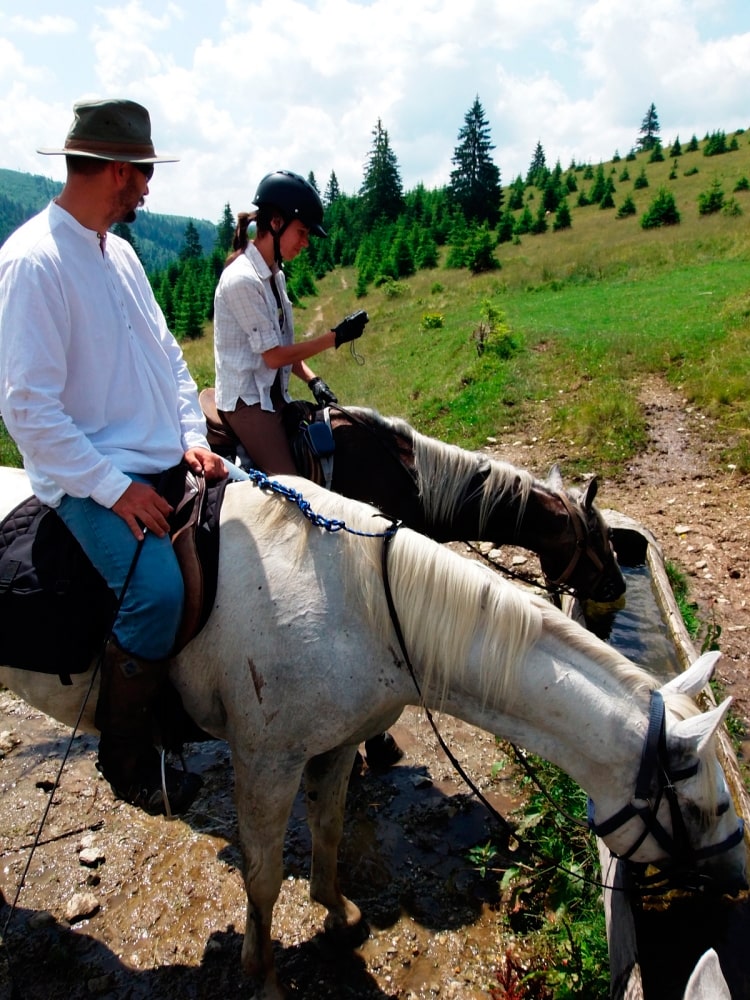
[0,99,227,816]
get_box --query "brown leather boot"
[95,641,202,816]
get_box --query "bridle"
[544,488,615,595]
[588,689,745,892]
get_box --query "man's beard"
[117,183,145,225]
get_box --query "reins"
[378,523,743,896]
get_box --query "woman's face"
[278,219,310,261]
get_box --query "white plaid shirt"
[213,243,294,412]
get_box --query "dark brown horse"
[200,391,625,605]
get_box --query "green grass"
[201,133,749,480]
[473,746,611,999]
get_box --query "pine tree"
[448,96,502,227]
[324,171,341,208]
[111,222,142,262]
[637,103,661,152]
[526,141,547,186]
[179,220,203,261]
[359,119,404,226]
[215,204,235,255]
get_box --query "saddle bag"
[0,496,116,677]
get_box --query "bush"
[722,198,743,217]
[641,188,681,228]
[698,179,725,215]
[616,194,637,219]
[421,312,444,330]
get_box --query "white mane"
[251,477,647,710]
[348,407,534,533]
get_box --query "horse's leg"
[304,746,364,939]
[233,753,304,1000]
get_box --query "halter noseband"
[545,489,611,592]
[588,690,745,890]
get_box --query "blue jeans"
[56,476,184,659]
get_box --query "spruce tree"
[448,96,502,227]
[526,141,547,186]
[637,103,661,152]
[359,119,404,226]
[215,203,235,255]
[324,171,341,208]
[179,220,203,261]
[111,222,142,262]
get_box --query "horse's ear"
[671,698,732,758]
[547,464,564,491]
[582,476,598,510]
[661,651,721,698]
[683,949,731,1000]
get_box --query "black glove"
[308,376,338,406]
[333,310,369,349]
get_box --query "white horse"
[0,467,745,999]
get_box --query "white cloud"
[0,0,748,221]
[7,15,77,35]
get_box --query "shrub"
[616,194,637,219]
[722,198,743,217]
[641,188,681,228]
[698,179,725,215]
[421,312,444,330]
[633,167,649,190]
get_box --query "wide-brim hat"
[37,99,178,163]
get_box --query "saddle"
[0,467,228,683]
[199,389,336,487]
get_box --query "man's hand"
[333,310,369,349]
[112,481,172,541]
[184,447,229,481]
[308,377,338,407]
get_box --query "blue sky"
[1,0,748,223]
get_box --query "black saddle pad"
[0,496,116,678]
[0,477,228,681]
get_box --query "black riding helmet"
[254,170,327,237]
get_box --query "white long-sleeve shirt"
[0,201,209,508]
[213,242,294,413]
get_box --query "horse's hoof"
[350,750,365,778]
[364,732,404,770]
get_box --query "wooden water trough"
[582,511,750,1000]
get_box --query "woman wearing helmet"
[213,170,367,474]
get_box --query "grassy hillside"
[3,129,750,478]
[0,167,217,272]
[195,130,747,479]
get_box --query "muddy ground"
[1,374,749,999]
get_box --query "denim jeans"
[56,475,184,659]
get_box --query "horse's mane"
[253,477,648,711]
[347,407,535,533]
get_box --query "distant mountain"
[0,167,217,273]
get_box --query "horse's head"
[540,466,626,604]
[589,653,748,895]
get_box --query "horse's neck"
[436,611,648,817]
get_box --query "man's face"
[116,162,152,224]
